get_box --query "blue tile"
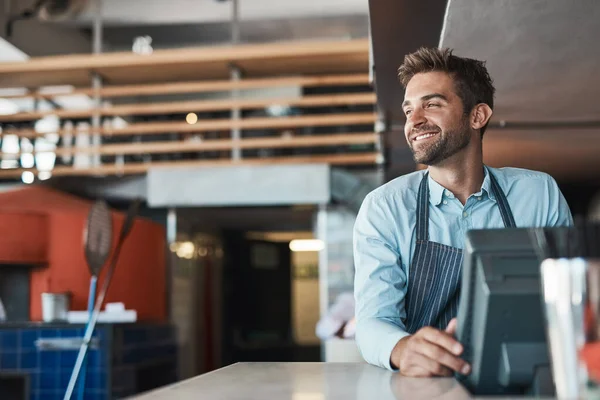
[21,329,39,350]
[59,371,71,389]
[33,371,41,391]
[89,371,106,390]
[40,351,58,369]
[59,329,80,338]
[1,330,18,350]
[38,390,61,400]
[29,372,39,393]
[84,391,103,400]
[59,350,77,369]
[20,351,38,369]
[78,370,91,390]
[40,371,57,390]
[87,350,97,367]
[94,327,106,342]
[40,329,58,338]
[1,352,18,369]
[87,350,107,369]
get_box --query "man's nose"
[406,108,426,132]
[408,107,427,125]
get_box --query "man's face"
[402,72,472,165]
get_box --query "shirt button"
[476,196,482,201]
[463,212,468,218]
[443,200,448,205]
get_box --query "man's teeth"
[414,133,437,141]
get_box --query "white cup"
[41,292,70,322]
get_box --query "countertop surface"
[129,362,552,400]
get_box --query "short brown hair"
[398,47,495,136]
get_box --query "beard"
[408,117,471,165]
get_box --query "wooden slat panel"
[1,74,370,100]
[0,39,369,87]
[0,152,380,178]
[38,133,377,156]
[2,112,377,138]
[0,93,376,123]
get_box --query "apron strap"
[415,172,430,241]
[415,169,516,241]
[488,171,517,228]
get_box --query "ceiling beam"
[71,0,367,26]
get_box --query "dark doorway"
[0,266,31,322]
[221,231,293,364]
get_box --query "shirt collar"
[427,173,446,206]
[481,166,496,203]
[427,165,496,206]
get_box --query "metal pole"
[231,0,240,44]
[91,0,103,168]
[73,2,103,398]
[230,0,241,161]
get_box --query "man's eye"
[405,110,412,116]
[426,103,439,108]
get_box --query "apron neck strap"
[415,172,431,241]
[415,169,516,241]
[488,171,517,228]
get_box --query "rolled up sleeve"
[545,175,574,227]
[353,193,410,370]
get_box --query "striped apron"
[404,171,516,334]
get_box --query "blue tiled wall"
[0,326,109,400]
[0,324,177,400]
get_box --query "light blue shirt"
[353,166,573,370]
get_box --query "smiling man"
[353,48,573,376]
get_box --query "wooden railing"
[0,39,380,179]
[0,93,376,125]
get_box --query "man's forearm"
[355,318,410,370]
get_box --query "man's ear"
[471,103,493,131]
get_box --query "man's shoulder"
[489,166,556,186]
[366,169,426,203]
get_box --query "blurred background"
[0,0,598,399]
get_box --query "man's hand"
[390,318,471,377]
